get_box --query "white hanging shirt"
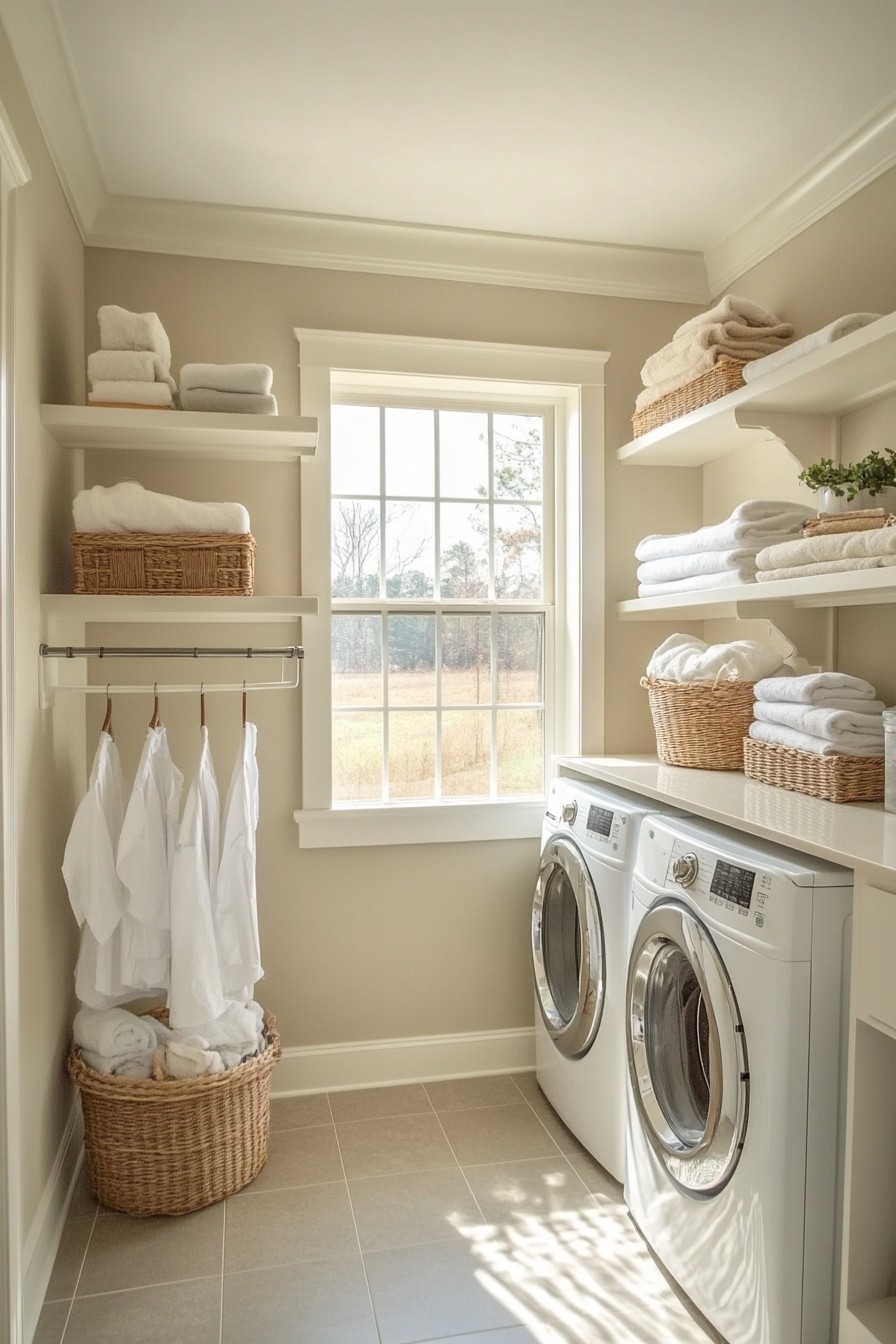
[168,726,226,1029]
[61,732,132,1008]
[214,721,263,999]
[116,725,183,992]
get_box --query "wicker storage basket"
[67,1009,281,1216]
[72,532,256,596]
[632,357,748,438]
[641,676,756,770]
[743,738,884,803]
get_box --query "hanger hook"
[101,684,113,737]
[242,679,247,727]
[200,681,206,729]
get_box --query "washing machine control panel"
[544,782,632,859]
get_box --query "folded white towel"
[671,294,792,343]
[179,388,278,415]
[756,555,896,582]
[636,502,814,563]
[754,672,881,707]
[754,700,884,741]
[748,720,884,758]
[637,549,760,585]
[743,314,883,383]
[98,304,171,371]
[73,481,250,535]
[756,528,896,571]
[638,570,756,597]
[73,1006,156,1057]
[180,363,273,395]
[80,1046,156,1078]
[88,381,174,408]
[646,634,783,684]
[165,1036,225,1079]
[87,349,178,394]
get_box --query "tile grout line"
[57,1201,100,1341]
[421,1082,493,1232]
[326,1089,384,1344]
[218,1199,226,1344]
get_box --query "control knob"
[561,800,578,825]
[672,852,699,887]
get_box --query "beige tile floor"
[35,1072,724,1344]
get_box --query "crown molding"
[706,98,896,295]
[88,196,711,302]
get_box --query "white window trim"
[293,330,608,848]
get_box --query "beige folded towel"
[88,349,178,394]
[756,555,896,582]
[756,527,896,571]
[88,381,174,408]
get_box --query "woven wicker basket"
[743,738,884,803]
[72,532,256,596]
[67,1009,281,1216]
[641,676,756,770]
[632,358,748,438]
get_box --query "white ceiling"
[4,0,896,298]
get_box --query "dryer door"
[627,898,749,1197]
[532,836,605,1060]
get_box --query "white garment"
[62,733,132,1008]
[214,722,263,999]
[116,726,183,992]
[636,548,760,585]
[647,634,783,685]
[753,672,881,708]
[98,304,171,370]
[753,700,884,744]
[179,363,273,395]
[168,727,226,1030]
[635,502,814,563]
[73,481,250,535]
[748,720,884,758]
[742,314,883,383]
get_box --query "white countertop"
[555,754,896,886]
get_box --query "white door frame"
[0,99,32,1344]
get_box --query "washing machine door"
[627,898,749,1197]
[532,835,605,1059]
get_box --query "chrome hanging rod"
[39,643,303,660]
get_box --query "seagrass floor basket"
[67,1009,280,1216]
[641,676,756,770]
[72,531,256,595]
[743,738,884,803]
[632,357,748,437]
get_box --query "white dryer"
[532,776,680,1182]
[625,812,852,1344]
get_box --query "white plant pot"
[815,488,853,515]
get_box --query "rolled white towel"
[748,720,884,758]
[139,1014,174,1044]
[636,502,813,563]
[87,349,178,394]
[165,1036,225,1079]
[180,363,273,395]
[754,672,881,708]
[88,381,174,408]
[638,570,756,597]
[637,549,760,584]
[73,481,250,535]
[743,314,883,383]
[80,1046,156,1078]
[753,700,884,742]
[73,1006,156,1057]
[179,388,278,415]
[647,634,783,684]
[98,304,171,371]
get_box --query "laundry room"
[3,4,896,1343]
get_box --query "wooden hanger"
[149,683,161,729]
[101,686,113,738]
[241,680,247,727]
[200,682,206,729]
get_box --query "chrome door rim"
[532,835,605,1059]
[626,898,749,1197]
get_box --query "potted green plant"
[797,458,856,514]
[852,447,896,505]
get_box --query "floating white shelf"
[617,567,896,620]
[41,404,318,460]
[843,1298,896,1344]
[618,311,896,467]
[41,594,318,625]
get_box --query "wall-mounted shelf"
[41,404,318,460]
[617,567,896,621]
[618,311,896,467]
[41,594,318,626]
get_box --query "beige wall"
[0,23,85,1241]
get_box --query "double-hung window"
[294,331,608,847]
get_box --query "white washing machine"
[625,812,853,1344]
[532,776,681,1182]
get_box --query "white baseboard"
[272,1026,536,1096]
[22,1100,83,1344]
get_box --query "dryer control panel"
[544,779,635,863]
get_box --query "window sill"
[293,799,545,849]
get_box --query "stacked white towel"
[74,1002,267,1079]
[749,674,885,757]
[636,295,795,412]
[179,364,277,415]
[636,501,814,596]
[756,527,896,582]
[73,1006,158,1078]
[73,481,250,535]
[88,305,176,408]
[742,314,883,383]
[647,634,785,684]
